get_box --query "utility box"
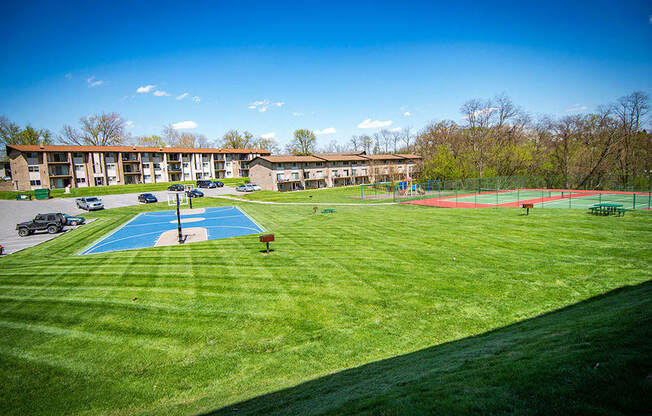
[34,188,50,200]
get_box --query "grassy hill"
[0,199,649,415]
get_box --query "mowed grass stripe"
[0,197,650,415]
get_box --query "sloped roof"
[6,144,270,155]
[313,154,368,161]
[255,155,325,163]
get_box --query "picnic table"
[589,203,625,216]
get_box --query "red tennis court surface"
[403,188,651,209]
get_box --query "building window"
[30,180,41,186]
[293,172,299,180]
[153,163,161,169]
[316,162,323,167]
[75,178,85,183]
[28,166,39,172]
[277,173,283,181]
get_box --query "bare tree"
[350,135,360,151]
[401,126,413,152]
[494,93,518,127]
[360,135,372,154]
[162,124,211,148]
[62,112,127,146]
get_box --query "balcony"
[277,177,301,183]
[49,168,71,177]
[47,155,69,164]
[122,158,140,163]
[167,167,182,173]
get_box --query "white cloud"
[315,127,336,135]
[137,85,156,93]
[125,121,134,128]
[248,99,283,112]
[171,121,198,130]
[176,93,189,100]
[153,90,170,96]
[649,14,652,23]
[87,76,104,87]
[566,104,588,113]
[64,73,72,80]
[403,111,411,116]
[260,132,276,139]
[292,112,304,117]
[192,96,201,103]
[388,127,402,132]
[357,119,393,129]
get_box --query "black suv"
[16,213,66,237]
[168,184,185,191]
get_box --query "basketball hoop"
[167,191,188,207]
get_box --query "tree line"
[2,91,649,189]
[0,114,281,154]
[414,91,650,189]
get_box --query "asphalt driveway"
[0,186,237,255]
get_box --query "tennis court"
[80,206,264,255]
[405,188,652,210]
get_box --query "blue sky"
[1,0,651,147]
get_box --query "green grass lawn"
[0,177,248,200]
[236,185,394,203]
[0,199,650,415]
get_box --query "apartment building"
[249,153,422,191]
[6,144,270,191]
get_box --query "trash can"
[34,188,50,200]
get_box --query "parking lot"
[0,185,237,255]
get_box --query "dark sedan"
[63,214,85,226]
[168,184,185,191]
[213,181,224,187]
[138,193,158,203]
[186,189,204,198]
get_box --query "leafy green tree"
[134,135,166,147]
[1,115,53,146]
[287,129,316,155]
[221,130,254,149]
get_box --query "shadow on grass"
[202,281,652,415]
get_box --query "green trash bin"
[34,188,50,200]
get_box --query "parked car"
[16,213,66,236]
[168,184,185,191]
[197,180,216,188]
[249,184,262,191]
[213,181,224,187]
[186,189,204,198]
[236,184,254,192]
[138,193,158,203]
[75,196,104,211]
[2,176,10,181]
[63,214,85,226]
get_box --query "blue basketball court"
[80,206,264,255]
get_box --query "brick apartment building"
[6,144,270,191]
[248,152,422,191]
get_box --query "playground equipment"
[398,180,426,196]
